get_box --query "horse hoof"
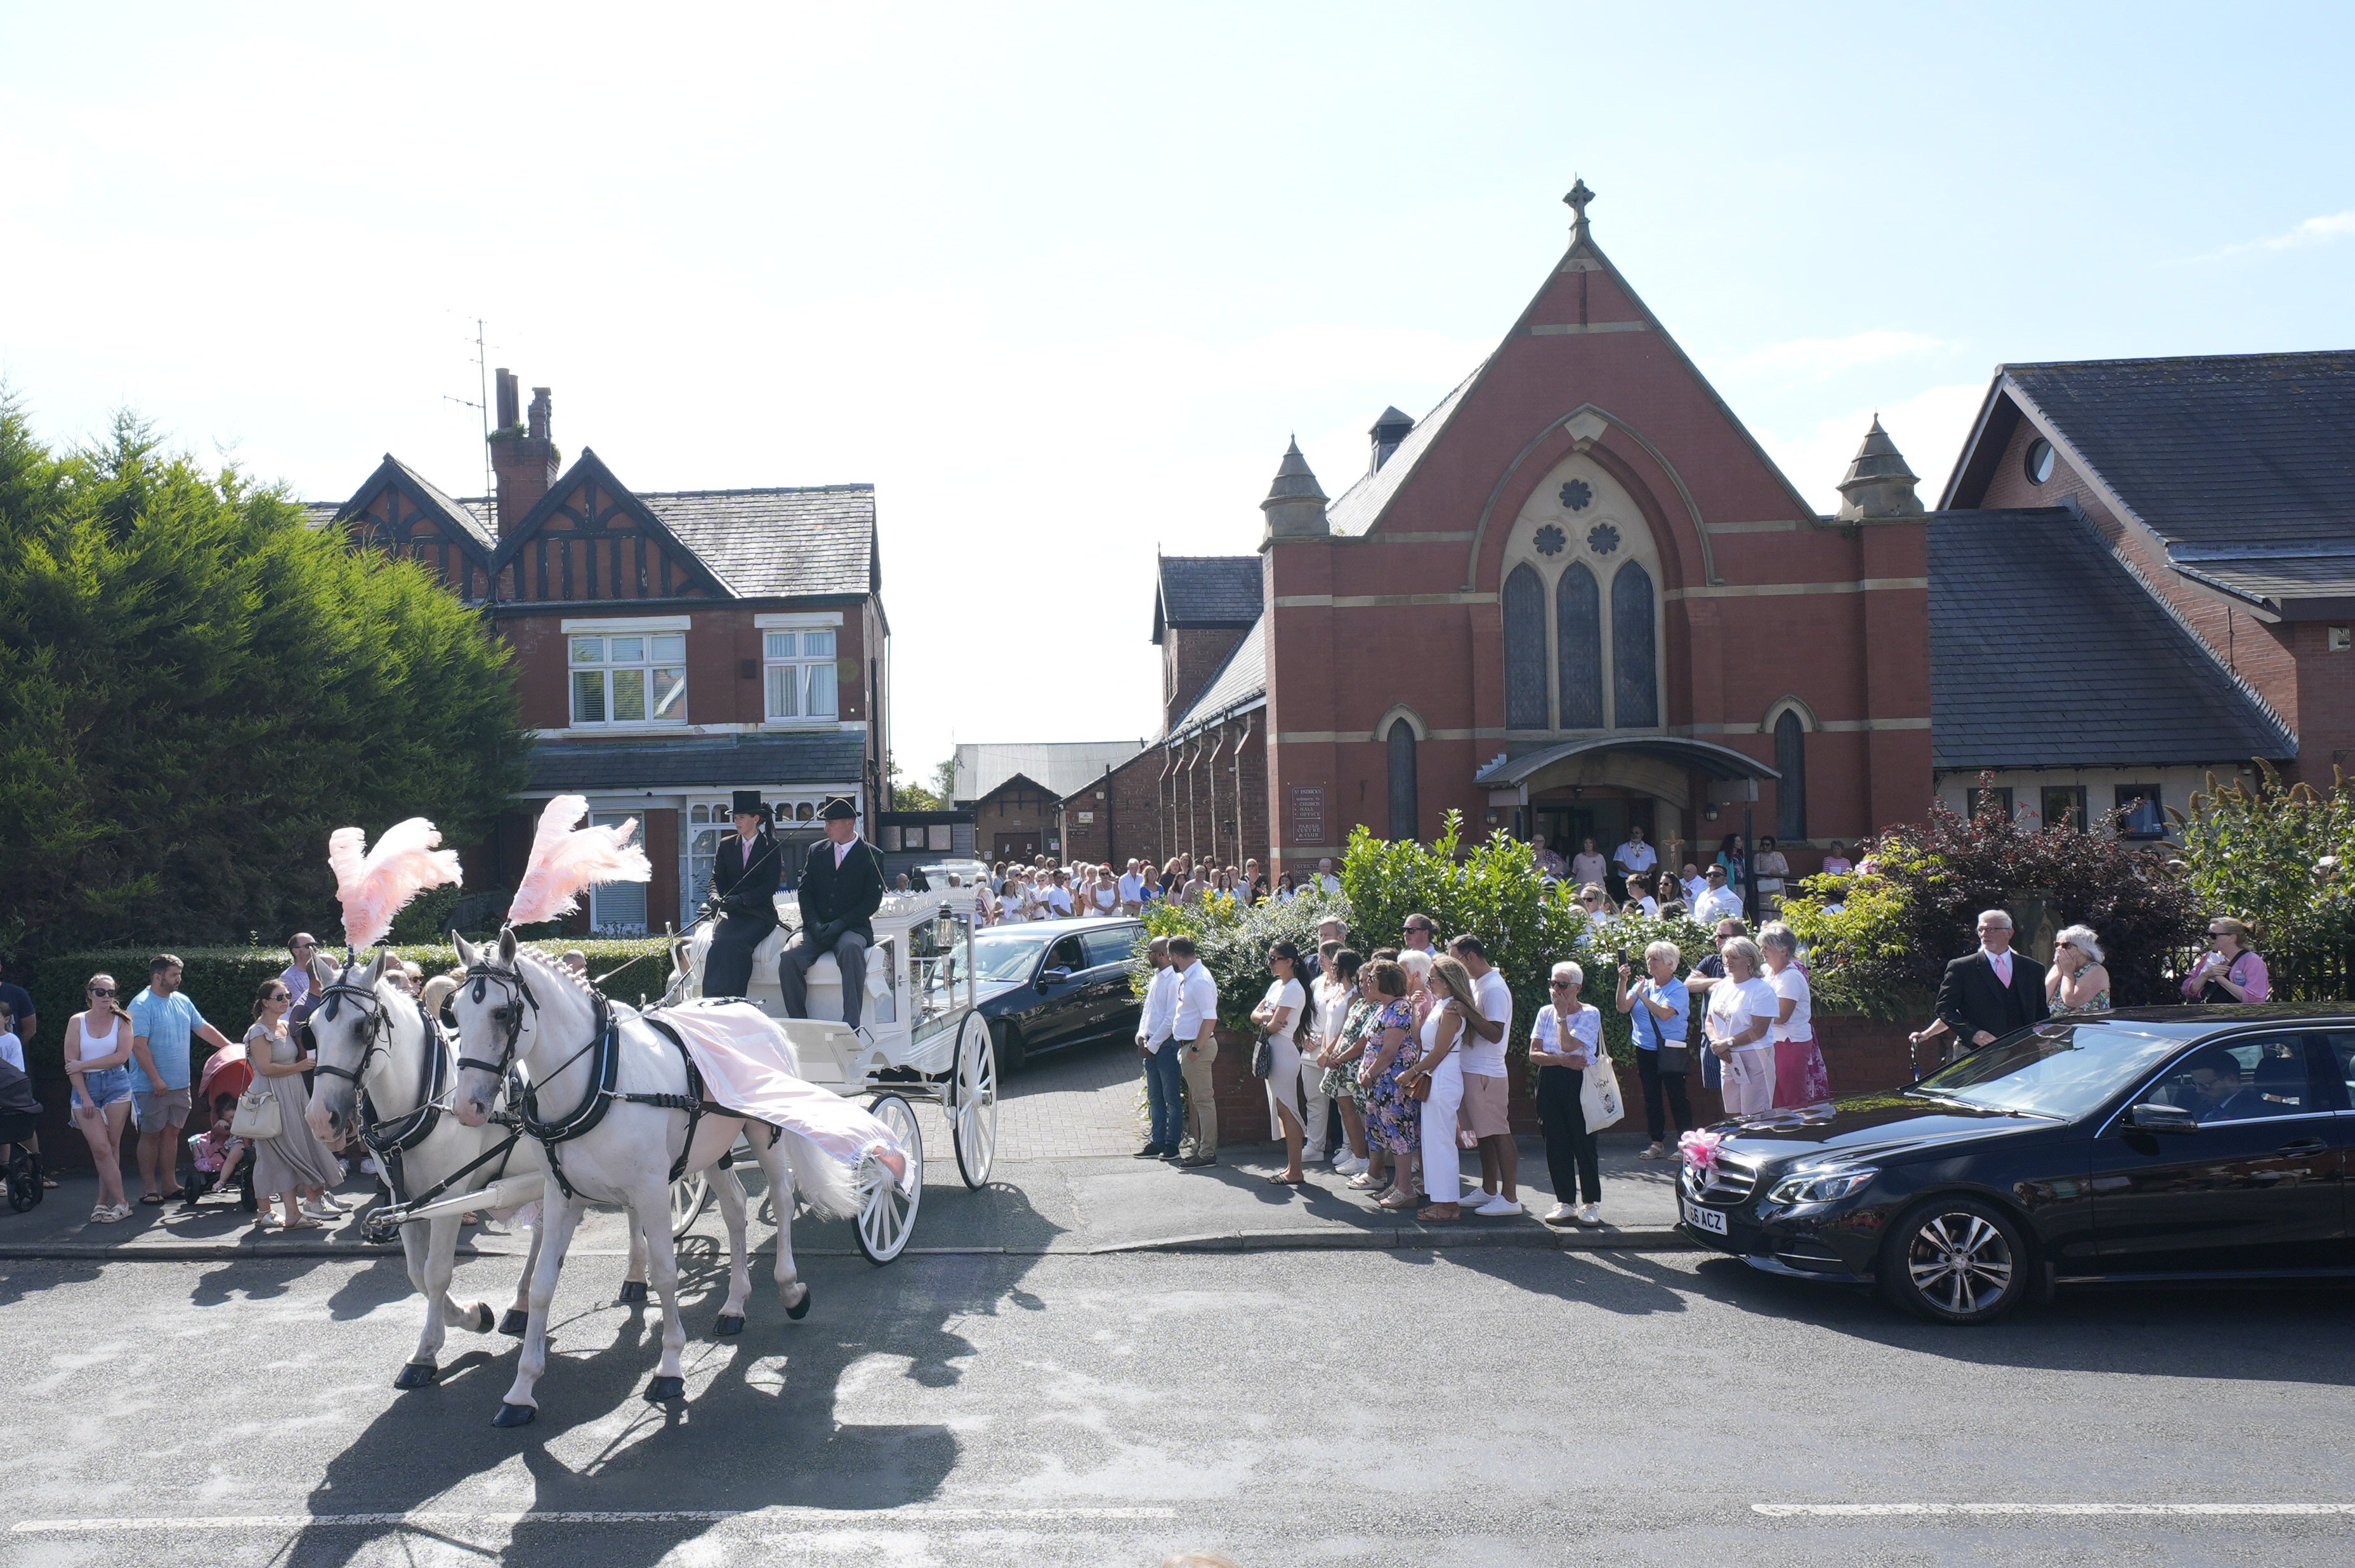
[499,1309,528,1338]
[714,1314,745,1336]
[785,1286,812,1322]
[643,1375,686,1403]
[475,1302,496,1333]
[493,1402,537,1428]
[393,1362,437,1390]
[619,1280,649,1305]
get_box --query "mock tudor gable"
[490,448,731,605]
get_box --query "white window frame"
[567,620,690,729]
[761,626,841,724]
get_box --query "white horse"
[448,931,860,1427]
[303,950,668,1387]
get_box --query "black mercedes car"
[1677,1006,2355,1324]
[970,917,1146,1071]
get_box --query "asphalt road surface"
[3,1244,2351,1565]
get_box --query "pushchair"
[0,1054,43,1212]
[183,1045,258,1213]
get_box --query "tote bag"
[1579,1052,1625,1132]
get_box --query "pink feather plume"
[329,818,464,951]
[506,794,651,927]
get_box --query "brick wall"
[1164,625,1247,730]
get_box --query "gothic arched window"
[1387,718,1419,840]
[1611,560,1658,728]
[1774,710,1808,840]
[1503,564,1547,730]
[1556,562,1603,728]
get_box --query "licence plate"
[1683,1199,1728,1236]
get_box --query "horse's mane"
[511,944,601,1007]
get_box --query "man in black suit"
[703,790,782,999]
[1932,908,2049,1060]
[779,796,886,1029]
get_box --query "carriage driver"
[702,790,783,999]
[778,796,886,1031]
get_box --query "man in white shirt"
[1691,865,1744,927]
[1117,859,1144,916]
[1611,826,1658,901]
[1449,935,1522,1217]
[1169,936,1221,1166]
[1134,936,1183,1158]
[1044,870,1075,918]
[1315,858,1342,895]
[1679,863,1709,907]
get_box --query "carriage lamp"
[936,904,955,947]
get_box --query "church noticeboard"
[1289,786,1328,846]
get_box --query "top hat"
[818,795,858,821]
[731,790,770,820]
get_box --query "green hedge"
[24,939,672,1079]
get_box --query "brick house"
[950,742,1148,866]
[320,370,891,933]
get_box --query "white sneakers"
[1331,1152,1367,1176]
[1542,1201,1605,1227]
[1542,1202,1578,1224]
[1474,1194,1521,1217]
[1573,1203,1604,1227]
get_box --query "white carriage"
[662,885,995,1263]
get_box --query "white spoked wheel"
[856,1093,922,1265]
[669,1170,711,1240]
[952,1011,999,1190]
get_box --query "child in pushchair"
[183,1046,258,1212]
[0,1040,44,1213]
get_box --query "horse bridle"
[308,973,480,1213]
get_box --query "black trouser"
[1636,1046,1692,1144]
[705,910,777,999]
[1535,1064,1601,1206]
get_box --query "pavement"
[4,1246,2352,1565]
[2,1034,1696,1261]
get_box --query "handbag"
[1408,1070,1433,1102]
[230,1085,282,1140]
[1250,1035,1275,1080]
[1655,1042,1691,1075]
[1579,1052,1625,1131]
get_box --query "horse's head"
[450,929,533,1127]
[306,948,394,1146]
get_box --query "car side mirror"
[2126,1102,2198,1135]
[1040,967,1071,989]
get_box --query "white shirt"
[1634,896,1661,920]
[1768,964,1812,1042]
[1464,967,1513,1077]
[1117,872,1143,905]
[1706,975,1779,1049]
[0,1030,20,1073]
[1530,1003,1601,1065]
[1613,840,1658,873]
[1693,884,1743,925]
[1681,874,1709,904]
[1260,976,1306,1036]
[1317,872,1342,894]
[1138,964,1179,1051]
[1046,886,1074,916]
[1172,960,1219,1043]
[1311,975,1353,1047]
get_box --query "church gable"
[337,455,494,601]
[491,449,730,605]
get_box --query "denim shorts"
[74,1065,134,1112]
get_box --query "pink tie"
[1992,952,2011,988]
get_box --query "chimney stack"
[1368,406,1414,472]
[490,370,558,538]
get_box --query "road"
[2,1244,2351,1565]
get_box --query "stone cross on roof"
[1563,178,1595,238]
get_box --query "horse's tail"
[780,1128,862,1220]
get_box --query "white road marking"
[12,1506,1176,1533]
[1756,1503,2355,1517]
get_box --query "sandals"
[1266,1172,1307,1187]
[1417,1204,1462,1223]
[277,1217,323,1232]
[1376,1190,1417,1210]
[1347,1173,1379,1190]
[91,1203,127,1224]
[138,1192,164,1205]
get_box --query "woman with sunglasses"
[2183,917,2269,1003]
[65,975,138,1222]
[1532,962,1606,1225]
[245,980,347,1231]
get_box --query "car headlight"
[1767,1167,1879,1206]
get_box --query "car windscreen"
[974,932,1056,983]
[1910,1024,2185,1120]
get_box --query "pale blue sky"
[4,3,2350,778]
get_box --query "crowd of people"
[966,853,1346,925]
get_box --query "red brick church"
[1101,183,2343,879]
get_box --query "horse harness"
[458,958,709,1199]
[312,976,529,1218]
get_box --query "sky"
[4,3,2352,782]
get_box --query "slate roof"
[1325,367,1481,535]
[952,741,1151,804]
[1929,509,2293,769]
[1168,613,1266,738]
[525,733,867,794]
[641,484,877,599]
[1155,555,1263,640]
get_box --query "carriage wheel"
[855,1094,922,1265]
[952,1012,999,1190]
[669,1170,711,1241]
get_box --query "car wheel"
[991,1019,1028,1075]
[1877,1196,2029,1325]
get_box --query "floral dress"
[1320,997,1379,1107]
[1361,998,1424,1156]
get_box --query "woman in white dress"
[1252,943,1313,1186]
[1704,938,1780,1117]
[1401,956,1479,1222]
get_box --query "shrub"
[2176,763,2355,1000]
[1140,885,1350,1033]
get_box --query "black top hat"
[731,790,769,820]
[818,795,858,821]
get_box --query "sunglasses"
[89,986,116,996]
[265,990,289,1001]
[1549,980,1575,989]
